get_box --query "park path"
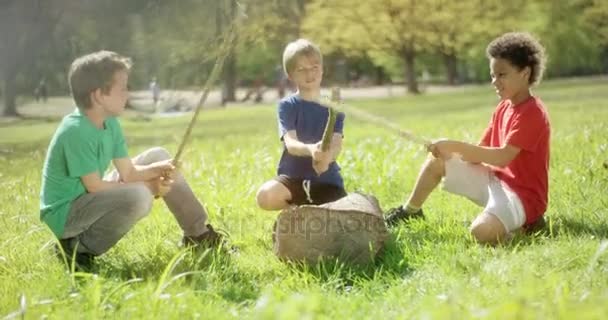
[3,84,472,121]
[127,83,471,114]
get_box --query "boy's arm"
[433,140,520,168]
[328,133,343,161]
[283,130,315,157]
[459,142,520,168]
[80,171,156,194]
[112,157,174,183]
[436,104,547,167]
[283,131,339,164]
[313,111,345,173]
[312,133,342,175]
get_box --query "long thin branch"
[320,87,340,151]
[173,21,240,163]
[326,97,430,146]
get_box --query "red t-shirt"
[480,97,550,225]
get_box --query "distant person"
[149,77,161,108]
[40,51,225,270]
[241,76,265,103]
[35,79,48,103]
[385,32,551,245]
[256,39,347,211]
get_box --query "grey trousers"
[61,147,209,255]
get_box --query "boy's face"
[288,54,323,92]
[490,58,530,101]
[98,69,129,116]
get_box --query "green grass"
[1,78,607,319]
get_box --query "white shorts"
[442,157,526,232]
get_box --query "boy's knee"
[256,187,272,210]
[122,184,153,219]
[470,220,504,245]
[425,156,446,177]
[256,185,285,211]
[145,147,172,162]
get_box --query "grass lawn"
[1,77,607,319]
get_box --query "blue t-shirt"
[277,95,345,188]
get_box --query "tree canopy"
[1,0,606,115]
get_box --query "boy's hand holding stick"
[313,87,340,175]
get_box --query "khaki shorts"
[442,157,526,232]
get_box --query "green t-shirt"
[40,109,129,237]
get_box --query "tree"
[137,1,219,87]
[304,0,438,94]
[226,0,311,94]
[0,0,65,116]
[0,0,156,116]
[243,0,308,40]
[583,0,608,44]
[530,0,605,77]
[424,0,527,85]
[216,0,238,105]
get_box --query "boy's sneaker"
[55,238,96,271]
[384,205,424,227]
[182,224,225,248]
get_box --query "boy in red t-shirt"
[385,32,550,245]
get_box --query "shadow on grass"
[490,214,608,248]
[276,232,415,292]
[51,231,417,303]
[95,247,262,304]
[551,216,608,238]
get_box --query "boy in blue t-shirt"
[256,39,347,210]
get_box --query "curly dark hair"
[486,32,546,85]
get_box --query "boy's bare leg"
[405,156,446,207]
[256,180,292,211]
[386,155,446,226]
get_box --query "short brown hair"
[486,32,546,85]
[68,51,132,109]
[282,39,323,76]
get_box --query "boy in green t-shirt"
[40,51,222,269]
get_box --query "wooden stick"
[325,93,430,146]
[321,87,340,151]
[173,24,239,164]
[155,19,239,199]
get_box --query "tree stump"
[273,192,389,265]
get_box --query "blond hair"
[68,50,132,109]
[282,39,322,76]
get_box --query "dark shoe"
[55,238,96,271]
[182,224,225,248]
[524,216,547,234]
[385,206,424,227]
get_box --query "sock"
[405,203,421,213]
